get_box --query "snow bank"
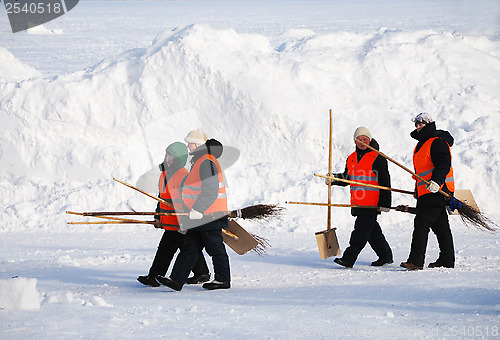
[0,24,499,233]
[0,277,40,310]
[0,48,41,82]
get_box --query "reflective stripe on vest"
[158,167,189,230]
[413,137,455,198]
[182,154,228,214]
[347,150,380,206]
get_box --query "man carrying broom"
[137,141,210,287]
[157,130,232,291]
[326,127,393,268]
[400,113,455,270]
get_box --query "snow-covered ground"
[1,0,500,338]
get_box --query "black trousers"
[148,230,209,277]
[407,206,455,268]
[342,215,393,265]
[170,227,230,284]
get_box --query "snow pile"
[0,24,500,234]
[0,48,41,82]
[0,277,40,310]
[0,3,499,336]
[26,24,63,35]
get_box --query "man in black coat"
[327,127,393,268]
[156,136,231,291]
[400,113,455,270]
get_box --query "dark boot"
[202,280,230,290]
[137,275,160,287]
[371,258,393,266]
[428,260,454,268]
[334,257,353,268]
[156,276,183,291]
[186,273,210,284]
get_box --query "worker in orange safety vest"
[400,113,455,270]
[157,130,231,291]
[326,126,393,268]
[137,141,209,287]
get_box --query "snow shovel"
[315,109,341,259]
[222,219,259,255]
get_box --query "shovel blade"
[222,219,259,255]
[315,228,341,259]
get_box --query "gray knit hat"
[353,126,371,140]
[411,112,434,125]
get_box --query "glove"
[448,197,463,212]
[379,207,390,213]
[325,173,333,185]
[426,180,440,193]
[153,215,162,228]
[189,209,203,220]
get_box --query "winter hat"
[184,128,208,145]
[411,112,434,125]
[166,142,188,167]
[353,126,371,141]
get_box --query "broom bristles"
[240,204,285,220]
[458,203,498,232]
[250,233,272,256]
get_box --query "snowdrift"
[0,277,40,310]
[1,24,499,233]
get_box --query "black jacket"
[411,122,454,207]
[332,139,391,216]
[185,139,228,231]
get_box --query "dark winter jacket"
[184,139,228,231]
[410,122,454,208]
[332,138,391,216]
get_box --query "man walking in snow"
[157,129,231,291]
[400,113,455,270]
[137,141,210,287]
[326,127,393,268]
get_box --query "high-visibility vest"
[157,167,189,230]
[413,137,455,198]
[182,154,228,214]
[347,151,380,206]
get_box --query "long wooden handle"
[315,174,414,195]
[113,178,175,208]
[68,221,156,225]
[286,201,380,209]
[67,210,238,239]
[67,211,157,224]
[327,109,333,231]
[67,211,188,217]
[354,139,451,198]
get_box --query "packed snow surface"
[1,0,499,338]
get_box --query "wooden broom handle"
[327,109,333,231]
[315,174,414,195]
[113,178,175,208]
[354,139,452,199]
[67,211,238,239]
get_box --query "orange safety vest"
[157,167,189,230]
[413,137,455,198]
[182,154,228,214]
[347,151,380,206]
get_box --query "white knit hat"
[184,128,208,145]
[411,112,434,124]
[353,126,371,140]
